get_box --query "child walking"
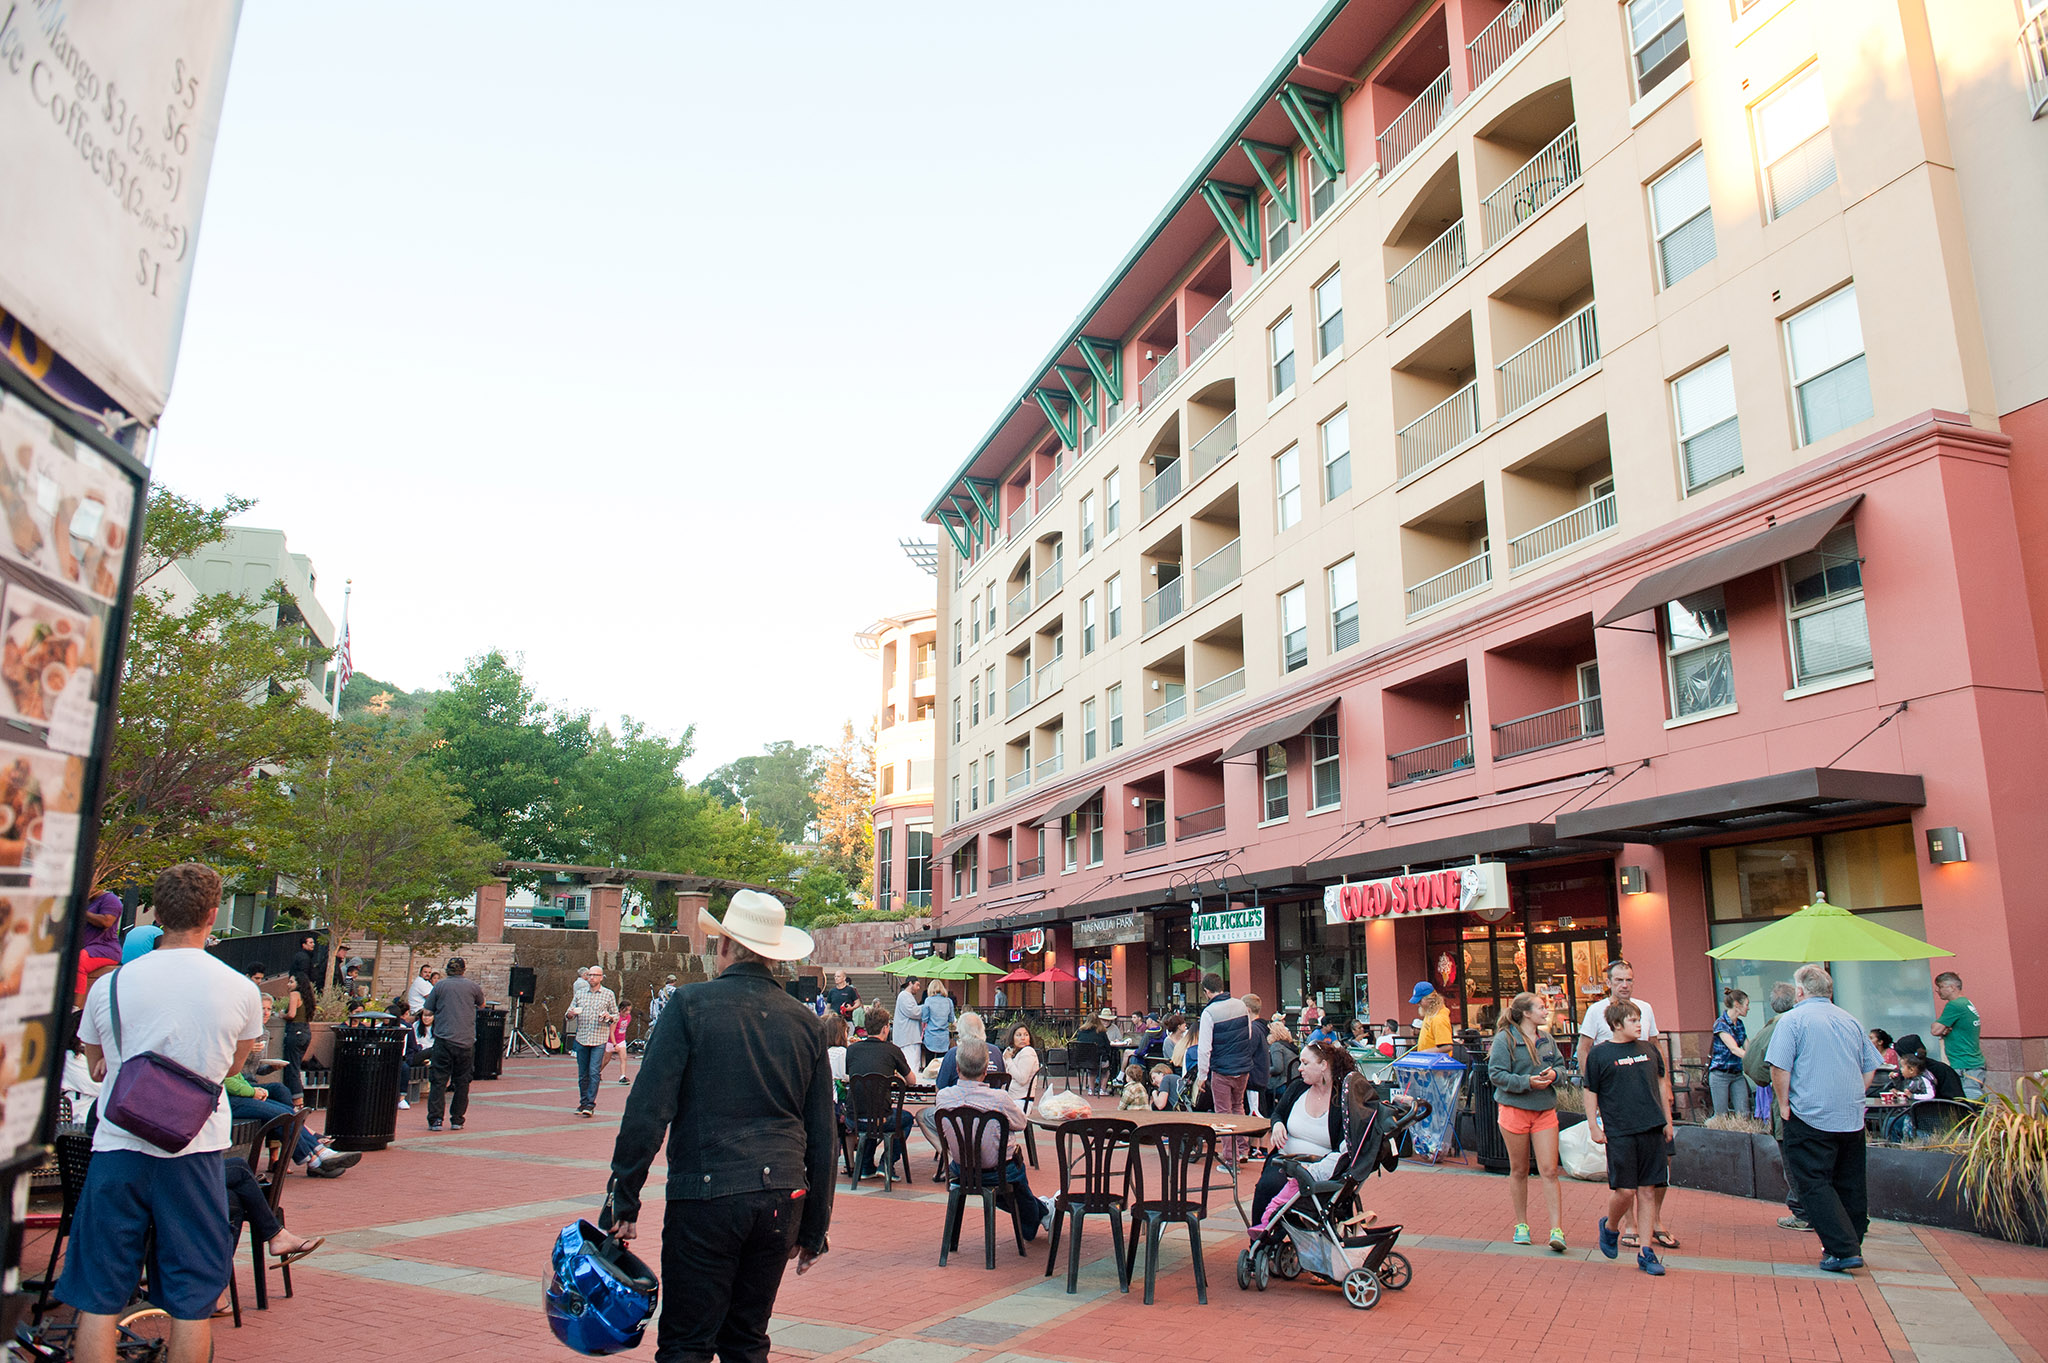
[1583,998,1675,1276]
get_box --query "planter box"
[1673,1125,1755,1200]
[1753,1131,1788,1205]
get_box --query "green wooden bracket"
[1239,139,1297,223]
[1199,181,1261,266]
[1279,84,1344,181]
[1058,366,1099,430]
[1031,387,1078,450]
[947,497,980,555]
[937,507,973,561]
[1077,337,1123,406]
[962,478,1000,537]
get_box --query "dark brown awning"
[936,829,977,862]
[1555,767,1923,844]
[1221,699,1337,760]
[1597,495,1862,627]
[1034,785,1105,829]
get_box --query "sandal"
[1620,1233,1641,1249]
[276,1236,326,1265]
[1652,1230,1681,1249]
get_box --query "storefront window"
[1708,839,1818,921]
[1821,824,1918,910]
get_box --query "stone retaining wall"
[806,918,930,970]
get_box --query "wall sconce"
[1926,827,1968,864]
[1618,865,1650,895]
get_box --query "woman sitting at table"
[1250,1041,1382,1226]
[1003,1022,1040,1102]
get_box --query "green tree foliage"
[339,670,440,725]
[786,865,857,928]
[567,718,697,868]
[699,740,821,843]
[422,650,590,874]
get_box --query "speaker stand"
[506,997,545,1058]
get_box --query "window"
[1107,684,1125,750]
[881,764,896,796]
[952,620,962,664]
[1651,149,1715,288]
[1075,592,1095,655]
[953,844,977,898]
[1106,574,1123,639]
[1310,713,1341,811]
[1085,798,1104,865]
[1665,587,1734,718]
[1104,471,1122,537]
[1263,744,1290,822]
[1080,493,1095,555]
[1275,447,1302,531]
[950,775,960,822]
[984,752,995,807]
[1280,584,1308,673]
[1082,696,1098,761]
[969,677,980,726]
[876,825,893,903]
[1787,286,1871,444]
[1756,68,1836,219]
[1264,184,1292,261]
[969,596,981,644]
[985,584,996,638]
[1628,0,1688,96]
[968,760,979,811]
[1314,270,1344,357]
[1784,524,1870,685]
[952,697,962,744]
[1328,558,1358,652]
[1320,409,1351,501]
[906,822,932,905]
[1270,314,1297,396]
[1310,155,1343,219]
[1674,353,1743,491]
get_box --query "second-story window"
[1081,592,1098,655]
[1265,180,1292,260]
[1280,584,1308,673]
[1107,684,1125,750]
[1329,557,1359,651]
[952,620,962,665]
[1270,314,1297,397]
[1784,524,1870,686]
[1263,744,1290,822]
[1106,574,1123,639]
[968,760,979,811]
[1275,447,1302,531]
[969,677,980,726]
[1104,470,1122,537]
[952,697,961,744]
[1651,148,1715,288]
[1080,492,1095,555]
[1674,353,1743,492]
[1310,713,1341,811]
[1628,0,1689,98]
[1665,587,1734,719]
[1321,409,1351,501]
[1787,285,1871,445]
[1315,269,1344,357]
[1756,66,1836,220]
[1082,695,1098,761]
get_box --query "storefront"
[1147,911,1196,1015]
[1072,912,1146,1018]
[1278,901,1368,1023]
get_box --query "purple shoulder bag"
[102,966,224,1152]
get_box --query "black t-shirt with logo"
[1583,1039,1668,1136]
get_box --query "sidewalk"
[174,1057,2045,1363]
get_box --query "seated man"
[845,1004,916,1177]
[225,1000,359,1179]
[934,1039,1051,1239]
[1129,1013,1167,1065]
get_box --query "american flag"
[335,623,353,693]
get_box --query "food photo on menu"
[0,898,31,1000]
[0,741,82,885]
[0,398,133,606]
[0,585,100,728]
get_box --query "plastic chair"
[26,1131,94,1322]
[1020,1069,1050,1169]
[228,1108,309,1321]
[935,1108,1028,1269]
[846,1073,910,1192]
[1043,1118,1134,1293]
[1066,1041,1106,1094]
[1122,1121,1216,1304]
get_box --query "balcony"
[1035,557,1063,602]
[1007,501,1028,540]
[1175,803,1227,839]
[1194,668,1246,712]
[1469,0,1563,87]
[2026,10,2048,119]
[1141,459,1183,521]
[1139,346,1181,410]
[1498,303,1598,417]
[1006,767,1032,795]
[1481,125,1581,248]
[1006,581,1032,628]
[1396,383,1481,479]
[1377,69,1452,178]
[1509,491,1617,571]
[1191,539,1241,604]
[1127,823,1168,853]
[1006,674,1033,718]
[1032,475,1061,521]
[1144,687,1188,734]
[1033,750,1064,782]
[1186,413,1238,484]
[1034,656,1062,702]
[1387,220,1466,325]
[1388,732,1474,786]
[1143,577,1185,633]
[1016,855,1045,881]
[1492,697,1603,760]
[1405,550,1491,618]
[1186,292,1234,368]
[987,864,1013,889]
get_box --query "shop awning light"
[1618,866,1650,895]
[1926,827,1967,864]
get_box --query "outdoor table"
[1028,1107,1272,1138]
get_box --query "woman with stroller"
[1250,1041,1379,1227]
[1487,992,1569,1251]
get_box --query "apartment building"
[920,0,2048,1087]
[858,610,938,914]
[179,526,339,711]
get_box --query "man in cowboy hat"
[604,889,834,1363]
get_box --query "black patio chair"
[1066,1040,1106,1095]
[25,1130,94,1322]
[1044,1117,1134,1294]
[1122,1121,1216,1304]
[935,1108,1028,1270]
[1910,1098,1976,1140]
[846,1072,910,1192]
[227,1107,310,1322]
[1019,1068,1050,1169]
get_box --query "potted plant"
[1940,1070,2048,1245]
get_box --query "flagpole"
[331,579,351,718]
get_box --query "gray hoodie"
[1487,1025,1569,1111]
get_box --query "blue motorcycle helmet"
[544,1219,658,1355]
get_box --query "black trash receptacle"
[473,1006,507,1081]
[1469,1040,1511,1173]
[327,1024,406,1151]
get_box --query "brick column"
[675,892,711,954]
[591,884,623,954]
[1112,942,1150,1015]
[474,880,507,945]
[1046,925,1078,1012]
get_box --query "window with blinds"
[1674,353,1743,491]
[1784,524,1871,685]
[1651,149,1714,288]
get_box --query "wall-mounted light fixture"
[1926,827,1968,865]
[1618,865,1650,895]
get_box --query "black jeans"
[656,1191,799,1363]
[223,1156,280,1243]
[427,1040,475,1126]
[281,1022,311,1099]
[1782,1114,1867,1259]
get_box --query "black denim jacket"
[605,961,836,1253]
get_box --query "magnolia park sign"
[1322,862,1512,925]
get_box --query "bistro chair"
[1020,1068,1051,1169]
[1122,1121,1216,1305]
[1910,1098,1976,1140]
[935,1108,1029,1270]
[26,1130,95,1322]
[1066,1040,1106,1095]
[1043,1117,1135,1294]
[227,1108,310,1323]
[846,1073,911,1192]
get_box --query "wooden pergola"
[479,862,792,952]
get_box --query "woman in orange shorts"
[1488,991,1569,1251]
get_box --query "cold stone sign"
[1194,906,1266,946]
[1322,862,1512,924]
[1071,913,1147,949]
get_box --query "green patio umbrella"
[878,956,924,975]
[944,954,1007,978]
[1704,896,1955,963]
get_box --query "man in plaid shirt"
[567,965,619,1117]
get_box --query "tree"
[698,740,821,843]
[786,865,857,928]
[422,651,591,876]
[813,719,874,893]
[566,718,696,868]
[95,490,335,891]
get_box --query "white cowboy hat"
[699,889,813,961]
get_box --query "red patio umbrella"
[996,967,1036,984]
[1031,966,1078,983]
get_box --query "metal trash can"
[326,1024,406,1151]
[473,1005,507,1081]
[1468,1042,1511,1173]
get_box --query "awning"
[1555,767,1924,844]
[1221,699,1337,760]
[1597,495,1862,627]
[1305,823,1618,883]
[1034,785,1105,829]
[936,829,977,862]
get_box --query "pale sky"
[152,1,1326,774]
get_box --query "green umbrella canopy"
[946,954,1008,976]
[878,957,924,975]
[1704,897,1955,963]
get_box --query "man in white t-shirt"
[1574,957,1673,1250]
[58,862,265,1363]
[406,964,438,1015]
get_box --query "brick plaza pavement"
[60,1056,2039,1363]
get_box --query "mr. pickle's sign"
[1322,862,1511,925]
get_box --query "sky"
[151,1,1327,776]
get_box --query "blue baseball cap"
[1408,982,1435,1005]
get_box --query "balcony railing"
[1127,823,1168,853]
[1191,539,1242,604]
[1006,767,1033,795]
[1187,413,1238,483]
[1468,0,1564,87]
[1035,557,1063,602]
[1141,458,1183,521]
[1498,303,1598,417]
[1376,69,1453,177]
[1005,674,1033,718]
[1388,732,1475,786]
[1186,292,1234,367]
[1510,492,1618,570]
[987,864,1013,889]
[1138,346,1181,410]
[1481,124,1580,247]
[1016,855,1045,881]
[1007,501,1027,540]
[1387,219,1466,325]
[1175,803,1227,839]
[2026,11,2048,119]
[1032,476,1061,521]
[1144,689,1187,734]
[1396,382,1482,479]
[1034,751,1065,782]
[1034,656,1062,700]
[1194,668,1246,711]
[1006,582,1032,628]
[1405,550,1492,618]
[1143,576,1185,633]
[1493,697,1604,760]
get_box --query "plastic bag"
[1036,1090,1092,1122]
[1558,1119,1606,1181]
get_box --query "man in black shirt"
[824,971,861,1016]
[1583,999,1674,1276]
[421,956,486,1133]
[845,1005,913,1177]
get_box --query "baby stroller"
[1234,1096,1432,1309]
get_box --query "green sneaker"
[1512,1223,1531,1245]
[1549,1228,1567,1253]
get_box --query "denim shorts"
[56,1149,232,1320]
